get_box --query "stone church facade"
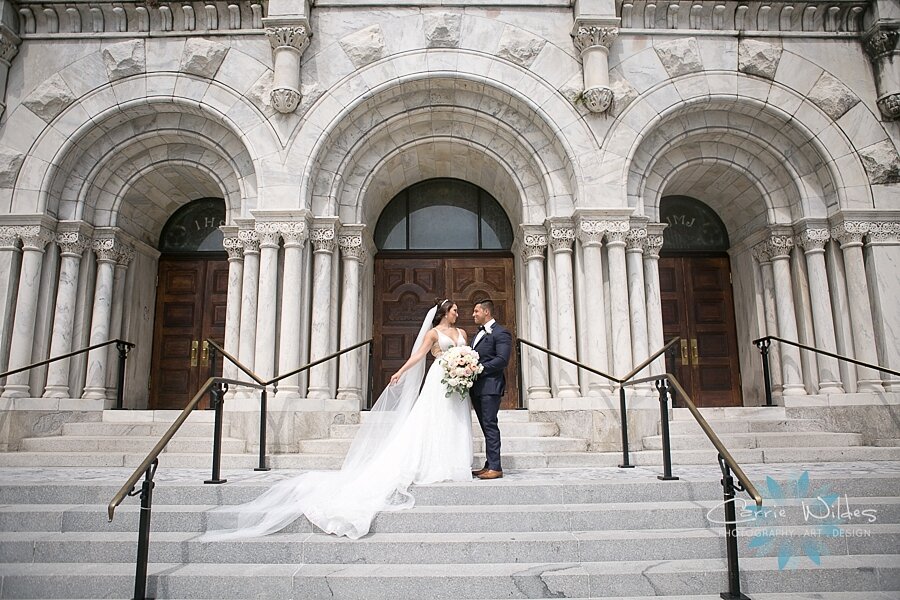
[0,0,898,448]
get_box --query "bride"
[202,299,474,540]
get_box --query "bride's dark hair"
[431,298,454,327]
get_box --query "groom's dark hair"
[475,299,495,316]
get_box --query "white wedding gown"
[202,324,473,541]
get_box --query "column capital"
[339,225,368,263]
[575,218,606,247]
[115,245,135,267]
[520,225,548,261]
[863,25,899,62]
[765,233,794,259]
[237,228,260,254]
[91,233,128,263]
[265,25,311,53]
[254,221,283,248]
[830,221,869,247]
[751,241,772,264]
[311,219,338,254]
[56,231,91,257]
[625,226,648,252]
[795,228,831,252]
[547,220,575,253]
[866,220,900,245]
[0,26,21,64]
[221,226,243,260]
[20,225,54,252]
[572,23,619,55]
[279,221,309,247]
[0,227,19,249]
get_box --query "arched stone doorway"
[371,178,519,409]
[149,198,228,409]
[659,195,742,407]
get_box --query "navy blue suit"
[471,322,512,471]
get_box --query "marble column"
[796,228,843,393]
[576,218,611,393]
[307,221,336,400]
[43,230,91,397]
[264,24,310,114]
[2,226,53,398]
[605,224,633,379]
[221,228,243,381]
[82,235,128,400]
[522,226,551,399]
[642,226,666,376]
[866,221,900,391]
[337,226,366,403]
[277,222,308,397]
[752,243,784,395]
[105,246,133,396]
[572,23,618,114]
[254,222,281,382]
[547,220,579,397]
[626,226,651,384]
[765,234,806,395]
[0,228,21,382]
[237,228,260,372]
[832,222,884,391]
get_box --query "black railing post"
[719,455,751,600]
[205,381,228,484]
[618,385,634,468]
[755,339,773,407]
[656,378,678,481]
[208,344,218,380]
[516,340,525,410]
[115,341,130,410]
[255,388,270,471]
[367,341,374,409]
[131,459,157,600]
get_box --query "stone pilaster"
[236,226,260,373]
[521,225,551,399]
[337,225,367,404]
[625,224,651,385]
[572,23,619,113]
[221,226,243,381]
[264,24,310,113]
[751,241,784,395]
[642,223,667,376]
[604,221,633,379]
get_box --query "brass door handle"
[190,340,199,367]
[680,339,689,364]
[200,341,209,367]
[691,339,699,363]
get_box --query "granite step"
[0,555,895,599]
[666,418,831,436]
[61,422,222,438]
[298,436,589,454]
[671,406,788,420]
[641,432,865,451]
[329,420,560,438]
[20,436,247,454]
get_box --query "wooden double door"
[373,254,518,409]
[659,255,742,407]
[150,256,228,409]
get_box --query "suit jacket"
[471,322,512,397]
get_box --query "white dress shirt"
[473,318,495,347]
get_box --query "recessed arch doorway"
[371,178,519,409]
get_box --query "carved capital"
[548,223,575,253]
[766,234,794,259]
[643,234,665,258]
[0,27,21,63]
[20,226,54,252]
[254,222,282,248]
[831,221,869,247]
[576,220,606,247]
[56,231,91,257]
[311,225,336,253]
[863,27,899,61]
[0,227,19,249]
[582,86,614,114]
[223,234,244,260]
[795,228,830,252]
[91,236,124,262]
[521,229,548,261]
[279,221,308,246]
[271,88,301,114]
[338,232,365,262]
[238,229,260,254]
[866,221,900,244]
[116,245,135,267]
[266,26,310,53]
[751,241,772,264]
[625,227,648,251]
[573,25,618,54]
[876,93,900,120]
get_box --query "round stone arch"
[605,72,877,218]
[293,56,599,221]
[11,74,278,226]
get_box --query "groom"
[470,299,512,480]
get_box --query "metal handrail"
[107,376,264,521]
[517,338,619,383]
[268,339,374,385]
[205,339,265,385]
[0,338,135,409]
[619,337,681,383]
[752,335,900,406]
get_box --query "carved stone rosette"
[265,25,310,114]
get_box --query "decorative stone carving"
[751,241,772,263]
[340,25,386,69]
[22,73,76,123]
[795,228,830,251]
[625,227,648,251]
[573,26,618,54]
[311,225,336,253]
[254,222,282,247]
[549,224,575,253]
[866,221,900,244]
[238,228,260,253]
[576,220,606,246]
[56,231,91,256]
[877,94,900,120]
[424,12,461,48]
[0,27,20,62]
[643,234,665,258]
[91,235,125,261]
[863,28,899,61]
[266,25,310,54]
[497,25,546,68]
[338,232,366,262]
[180,38,228,78]
[738,39,782,79]
[19,226,54,251]
[831,221,868,247]
[654,37,703,78]
[223,234,244,259]
[0,227,18,248]
[858,140,900,184]
[765,234,794,258]
[807,71,860,120]
[582,87,614,113]
[0,147,24,187]
[115,244,135,267]
[279,221,308,245]
[521,230,548,261]
[271,89,301,113]
[101,39,145,81]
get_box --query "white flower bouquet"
[438,345,483,399]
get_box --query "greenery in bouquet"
[438,345,483,399]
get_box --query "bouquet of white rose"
[438,345,483,399]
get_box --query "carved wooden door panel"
[661,256,742,407]
[372,254,518,409]
[150,257,227,410]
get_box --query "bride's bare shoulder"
[457,327,468,342]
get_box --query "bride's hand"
[389,372,402,385]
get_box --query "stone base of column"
[527,386,552,400]
[81,387,108,400]
[336,388,361,403]
[857,379,885,393]
[781,384,807,396]
[557,385,580,398]
[817,382,845,394]
[42,386,71,398]
[275,386,302,399]
[2,384,31,398]
[307,387,331,400]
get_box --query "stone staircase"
[1,406,898,469]
[0,464,897,598]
